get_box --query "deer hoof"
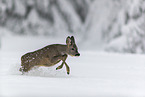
[67,72,70,75]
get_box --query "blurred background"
[0,0,145,53]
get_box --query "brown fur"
[20,36,80,75]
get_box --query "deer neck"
[59,45,67,55]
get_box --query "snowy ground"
[0,36,145,97]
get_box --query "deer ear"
[66,36,72,46]
[71,36,75,43]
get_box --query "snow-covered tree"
[0,0,89,36]
[106,0,145,53]
[1,0,145,53]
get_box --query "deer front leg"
[64,62,70,75]
[60,61,70,75]
[57,61,70,75]
[56,62,64,70]
[56,54,67,70]
[56,54,70,74]
[61,55,70,74]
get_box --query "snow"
[0,36,145,97]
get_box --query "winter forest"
[0,0,145,53]
[0,0,145,97]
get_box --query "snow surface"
[0,36,145,97]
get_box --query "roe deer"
[19,36,80,75]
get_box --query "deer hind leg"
[20,62,35,74]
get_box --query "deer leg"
[64,62,70,75]
[60,55,70,74]
[56,54,69,74]
[56,62,64,70]
[56,61,70,75]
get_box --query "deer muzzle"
[75,53,80,56]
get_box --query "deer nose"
[75,53,80,56]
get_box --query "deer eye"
[72,48,75,50]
